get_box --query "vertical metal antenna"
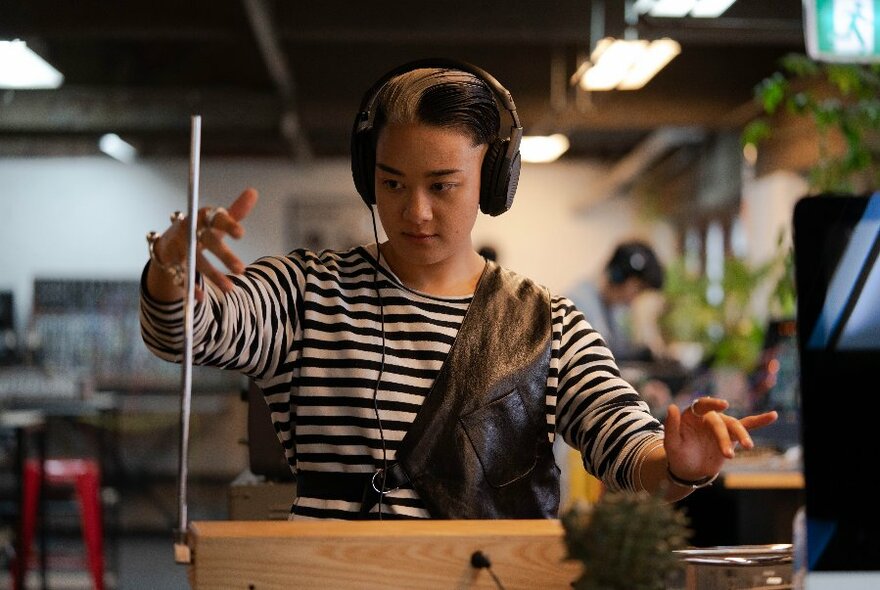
[174,114,201,564]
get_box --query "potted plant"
[561,490,691,590]
[662,53,877,371]
[742,53,880,194]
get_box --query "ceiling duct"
[575,126,705,212]
[242,0,312,161]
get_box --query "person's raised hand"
[193,188,259,292]
[663,396,778,484]
[153,188,258,299]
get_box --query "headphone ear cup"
[479,139,503,214]
[351,128,375,206]
[480,139,520,216]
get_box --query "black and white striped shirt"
[140,245,664,519]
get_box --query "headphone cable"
[369,208,388,519]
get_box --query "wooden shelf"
[188,519,583,589]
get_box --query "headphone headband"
[354,58,522,133]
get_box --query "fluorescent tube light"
[583,39,649,91]
[633,0,736,18]
[635,0,737,18]
[520,134,570,163]
[0,40,64,89]
[689,0,737,17]
[99,134,138,164]
[578,37,680,91]
[618,38,681,89]
[649,0,696,17]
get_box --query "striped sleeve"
[551,295,664,493]
[139,255,301,380]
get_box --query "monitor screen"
[793,191,880,574]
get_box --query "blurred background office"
[4,0,877,587]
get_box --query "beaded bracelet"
[666,465,719,490]
[146,231,186,287]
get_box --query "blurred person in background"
[568,240,666,363]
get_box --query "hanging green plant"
[742,53,880,193]
[562,491,691,590]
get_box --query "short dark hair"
[606,241,664,289]
[371,68,501,147]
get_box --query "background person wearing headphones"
[567,240,666,364]
[140,59,776,520]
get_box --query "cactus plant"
[561,491,691,590]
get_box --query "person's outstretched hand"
[151,187,259,300]
[663,397,778,484]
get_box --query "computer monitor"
[792,191,880,588]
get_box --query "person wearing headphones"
[568,240,666,364]
[140,59,776,520]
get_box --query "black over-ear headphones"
[350,58,523,217]
[606,241,664,289]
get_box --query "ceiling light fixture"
[520,134,570,163]
[576,37,681,91]
[633,0,738,18]
[0,39,64,89]
[99,133,138,164]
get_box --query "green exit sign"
[805,0,880,62]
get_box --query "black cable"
[369,208,388,519]
[470,551,506,590]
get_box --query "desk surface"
[721,451,804,489]
[722,470,804,489]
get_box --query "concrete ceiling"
[0,0,806,163]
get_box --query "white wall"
[0,155,669,332]
[741,169,808,267]
[739,168,810,320]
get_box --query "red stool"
[13,458,104,590]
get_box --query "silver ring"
[689,398,705,418]
[170,210,185,223]
[205,206,227,228]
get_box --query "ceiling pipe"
[575,126,705,212]
[242,0,312,161]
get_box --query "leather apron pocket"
[460,388,541,488]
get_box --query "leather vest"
[395,262,558,519]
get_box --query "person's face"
[607,276,648,306]
[374,122,487,272]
